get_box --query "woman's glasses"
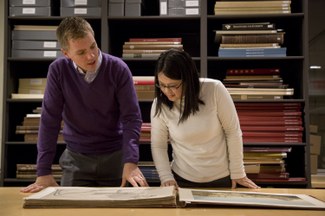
[156,82,182,91]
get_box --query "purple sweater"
[36,52,142,176]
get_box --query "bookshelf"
[1,0,310,187]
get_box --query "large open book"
[23,186,325,210]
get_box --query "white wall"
[0,0,4,172]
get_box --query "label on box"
[75,0,88,6]
[43,42,57,48]
[185,8,199,15]
[160,2,167,15]
[22,8,36,14]
[186,0,199,7]
[29,79,45,85]
[44,51,57,57]
[23,0,36,5]
[74,8,87,14]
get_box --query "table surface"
[1,187,325,216]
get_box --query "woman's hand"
[232,176,260,189]
[161,180,178,188]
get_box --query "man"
[21,16,148,193]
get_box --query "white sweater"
[150,78,245,183]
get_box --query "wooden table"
[1,187,325,216]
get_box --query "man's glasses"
[156,82,182,91]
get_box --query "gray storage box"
[12,40,60,50]
[12,30,57,40]
[108,0,124,16]
[11,50,63,58]
[9,6,51,17]
[60,7,101,16]
[9,0,51,6]
[125,0,142,17]
[61,0,101,7]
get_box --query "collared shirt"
[73,50,103,83]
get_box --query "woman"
[150,49,259,189]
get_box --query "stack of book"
[236,102,303,143]
[16,164,62,179]
[140,122,151,142]
[215,22,287,57]
[243,147,291,181]
[16,109,64,142]
[12,78,47,99]
[133,76,155,101]
[122,37,183,59]
[214,0,291,15]
[223,68,293,100]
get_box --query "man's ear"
[61,48,70,58]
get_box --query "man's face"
[62,31,99,72]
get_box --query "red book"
[239,120,302,126]
[133,76,155,85]
[133,80,155,85]
[243,131,303,137]
[243,137,302,143]
[235,102,302,109]
[253,177,307,183]
[238,111,302,117]
[244,147,292,153]
[247,172,289,179]
[241,125,304,132]
[239,116,301,121]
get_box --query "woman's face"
[157,73,183,102]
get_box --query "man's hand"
[120,163,149,187]
[20,175,59,193]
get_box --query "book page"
[178,188,325,209]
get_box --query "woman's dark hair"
[154,49,204,123]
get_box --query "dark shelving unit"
[1,0,310,187]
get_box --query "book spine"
[222,23,276,30]
[123,49,166,54]
[122,53,161,58]
[221,34,284,44]
[227,68,280,75]
[123,44,183,50]
[133,80,155,85]
[129,38,182,42]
